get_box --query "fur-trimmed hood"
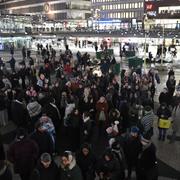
[60,156,76,170]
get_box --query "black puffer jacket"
[31,161,60,180]
[76,144,97,180]
[60,157,83,180]
[97,150,122,180]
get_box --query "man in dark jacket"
[166,75,176,98]
[159,88,169,105]
[7,128,39,180]
[31,122,54,157]
[137,135,158,180]
[11,91,30,128]
[31,153,60,180]
[42,97,61,131]
[97,149,122,180]
[60,151,83,180]
[124,126,142,179]
[7,57,16,72]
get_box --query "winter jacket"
[97,154,122,180]
[11,100,30,128]
[124,135,142,166]
[96,101,108,122]
[141,111,154,134]
[30,130,54,156]
[137,143,157,171]
[80,117,93,143]
[31,161,60,180]
[7,138,39,175]
[137,143,158,180]
[60,158,83,180]
[157,106,171,120]
[42,103,61,130]
[76,147,97,180]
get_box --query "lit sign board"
[146,3,154,11]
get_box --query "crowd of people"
[0,43,179,180]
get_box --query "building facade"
[0,0,91,23]
[145,0,180,29]
[91,0,144,29]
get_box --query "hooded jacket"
[60,156,83,180]
[76,144,97,178]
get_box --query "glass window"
[126,4,129,9]
[132,12,134,18]
[141,2,144,8]
[135,3,137,8]
[126,12,129,18]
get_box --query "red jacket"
[64,64,72,74]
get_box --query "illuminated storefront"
[0,36,32,50]
[0,0,91,23]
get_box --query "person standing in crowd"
[157,103,171,141]
[7,56,16,72]
[96,96,109,137]
[0,160,13,180]
[60,151,83,180]
[124,126,142,179]
[96,149,123,180]
[42,97,61,131]
[166,75,176,98]
[27,99,42,132]
[7,128,39,180]
[168,67,174,78]
[31,122,54,156]
[170,101,180,143]
[66,108,81,152]
[76,143,97,180]
[80,112,94,144]
[137,135,158,180]
[140,106,154,138]
[22,46,26,60]
[159,88,169,105]
[30,153,60,180]
[11,90,30,128]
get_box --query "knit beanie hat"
[130,126,139,133]
[144,106,152,115]
[41,153,52,162]
[27,101,42,117]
